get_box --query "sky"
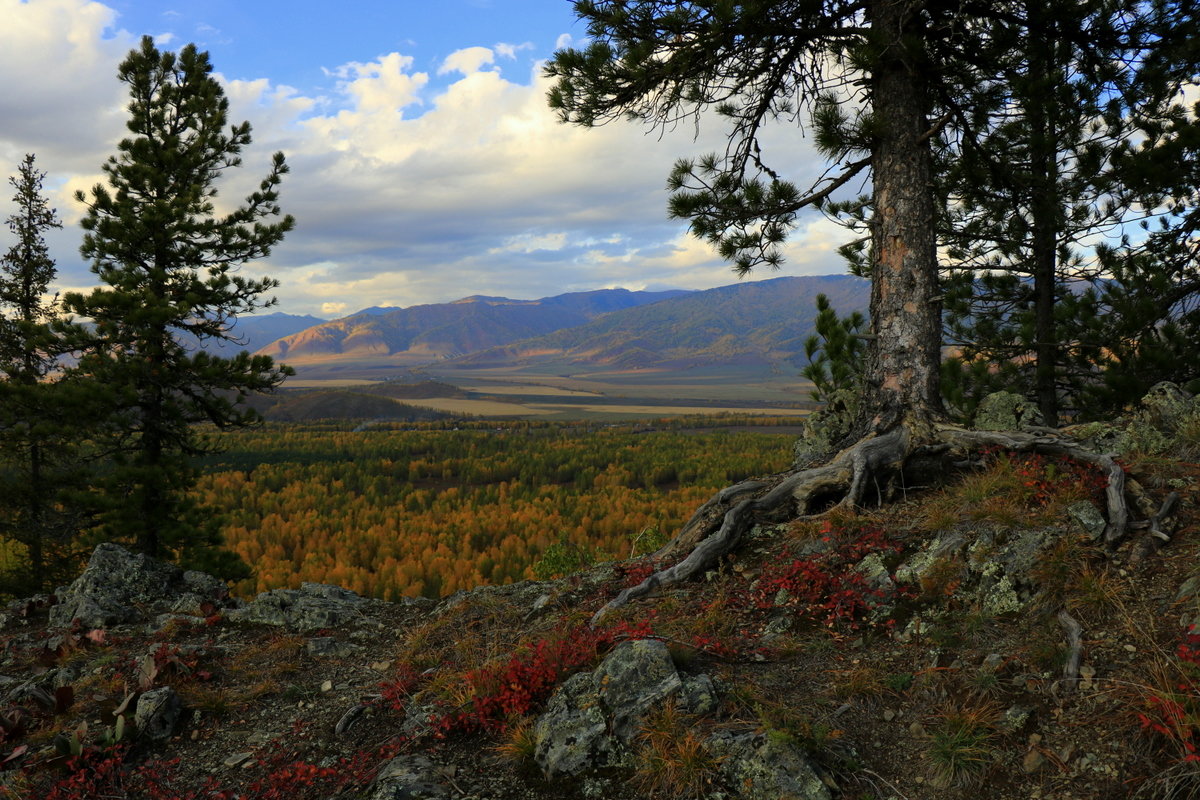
[0,0,846,319]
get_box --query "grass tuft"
[631,700,723,799]
[924,702,999,788]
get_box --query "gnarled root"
[590,427,910,626]
[589,423,1140,628]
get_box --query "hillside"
[449,275,869,373]
[258,288,688,364]
[239,380,469,423]
[3,398,1198,799]
[189,312,326,355]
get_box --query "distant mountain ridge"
[258,288,690,363]
[448,275,869,372]
[187,311,325,356]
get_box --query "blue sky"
[104,1,582,103]
[0,0,841,318]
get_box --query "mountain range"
[190,311,325,356]
[249,275,870,376]
[256,288,690,364]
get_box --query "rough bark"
[862,0,944,431]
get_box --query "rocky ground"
[2,391,1200,800]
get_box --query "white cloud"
[438,46,494,76]
[492,232,569,254]
[335,53,427,114]
[0,1,839,319]
[321,301,348,315]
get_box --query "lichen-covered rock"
[533,639,711,780]
[680,674,720,717]
[705,730,831,800]
[1070,382,1200,458]
[974,391,1040,431]
[135,686,181,742]
[49,544,229,629]
[894,533,965,586]
[306,637,361,658]
[793,388,857,469]
[370,754,450,800]
[895,526,1061,625]
[594,639,682,743]
[1067,502,1107,541]
[227,583,370,633]
[532,672,614,779]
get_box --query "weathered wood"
[1058,609,1084,692]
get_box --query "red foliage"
[983,448,1109,505]
[378,663,424,713]
[433,619,654,737]
[748,521,903,630]
[618,560,658,587]
[1136,626,1200,764]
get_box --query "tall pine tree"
[548,1,1163,624]
[0,155,90,592]
[937,0,1198,423]
[65,37,294,574]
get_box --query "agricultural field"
[268,367,820,422]
[193,418,799,600]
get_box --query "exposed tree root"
[1130,491,1181,564]
[590,423,1142,627]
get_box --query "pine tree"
[546,1,1166,624]
[64,37,294,574]
[548,0,944,431]
[1075,98,1200,412]
[0,155,89,592]
[937,0,1197,424]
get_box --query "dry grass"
[397,593,539,673]
[924,700,1001,789]
[492,716,538,765]
[631,700,723,799]
[827,666,886,701]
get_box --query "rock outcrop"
[227,582,373,633]
[49,543,232,629]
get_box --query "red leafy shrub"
[748,520,903,630]
[433,619,654,736]
[1135,626,1200,765]
[378,662,425,713]
[984,448,1109,506]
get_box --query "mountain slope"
[258,288,688,364]
[451,274,869,372]
[192,311,325,355]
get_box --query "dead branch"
[1057,609,1084,693]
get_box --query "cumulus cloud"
[0,0,842,319]
[493,42,532,60]
[438,46,495,76]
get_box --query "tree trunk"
[862,0,944,431]
[1028,0,1061,426]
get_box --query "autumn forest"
[192,418,796,600]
